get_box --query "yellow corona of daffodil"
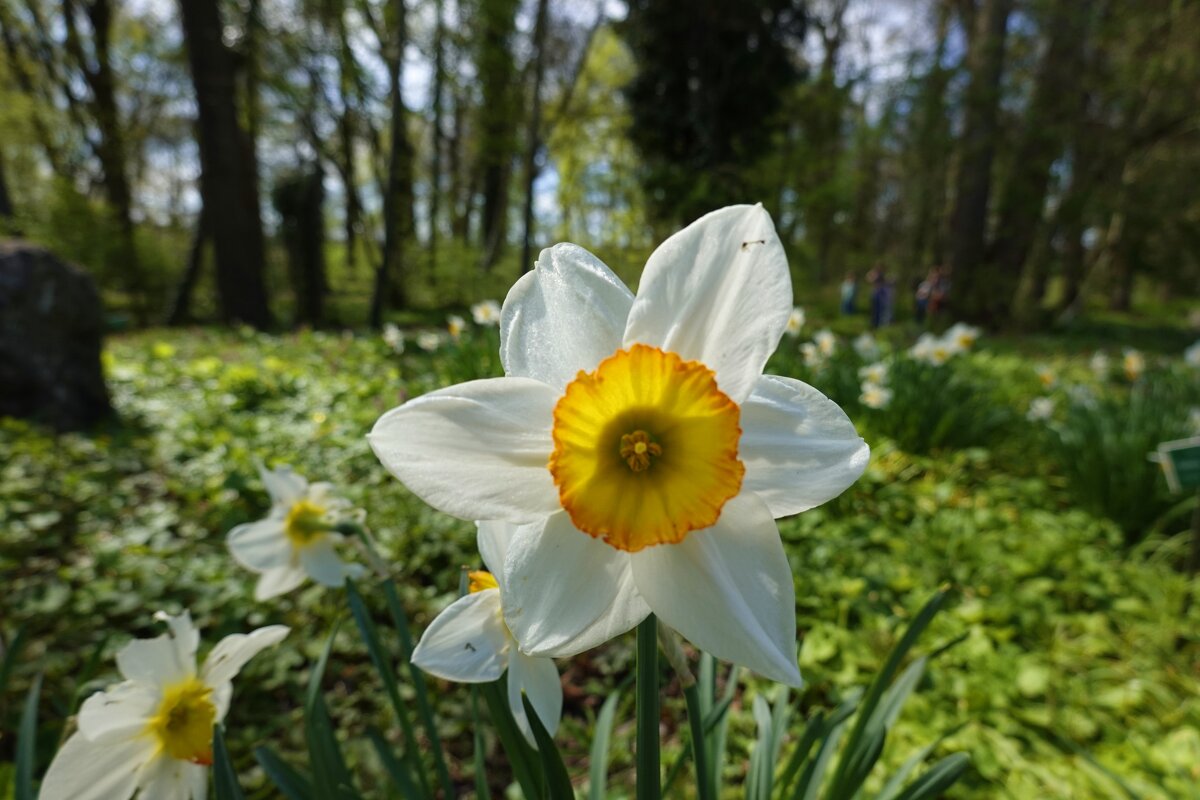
[369,205,869,684]
[39,611,287,800]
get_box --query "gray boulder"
[0,241,112,429]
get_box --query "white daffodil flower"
[1027,397,1055,422]
[784,307,805,336]
[945,322,980,352]
[370,205,868,686]
[382,323,405,353]
[416,332,442,352]
[40,611,288,800]
[447,315,467,340]
[860,382,892,410]
[472,300,503,326]
[852,332,879,360]
[1035,366,1057,390]
[227,464,364,600]
[1089,351,1109,378]
[800,342,823,367]
[814,329,837,357]
[858,362,888,385]
[411,521,562,746]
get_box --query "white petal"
[38,731,155,800]
[623,204,791,403]
[254,565,307,600]
[77,682,157,743]
[477,520,513,579]
[411,590,510,683]
[740,374,869,517]
[201,625,290,689]
[187,763,208,800]
[368,377,561,523]
[227,519,291,572]
[116,629,192,687]
[258,463,308,506]
[507,649,563,746]
[299,539,352,587]
[501,244,634,390]
[503,512,649,658]
[136,756,192,800]
[630,493,801,686]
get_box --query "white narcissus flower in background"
[800,342,823,368]
[411,521,562,746]
[1090,351,1109,378]
[370,205,869,685]
[911,333,952,366]
[945,322,980,352]
[1184,340,1200,368]
[852,332,879,360]
[39,611,288,800]
[1035,365,1057,390]
[858,362,888,385]
[814,329,837,357]
[416,332,442,352]
[447,315,467,340]
[472,299,503,326]
[227,464,365,600]
[382,323,405,353]
[784,306,805,336]
[1027,397,1056,422]
[1123,349,1145,381]
[860,382,892,410]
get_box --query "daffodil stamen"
[284,499,328,547]
[549,344,744,552]
[146,677,217,765]
[619,430,662,472]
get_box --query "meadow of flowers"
[2,208,1199,799]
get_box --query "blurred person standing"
[840,271,859,315]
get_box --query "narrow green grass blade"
[636,615,660,800]
[471,687,492,800]
[345,580,427,795]
[892,752,971,800]
[382,578,455,798]
[367,726,424,800]
[710,662,740,795]
[776,710,826,796]
[522,694,574,799]
[876,742,938,800]
[826,590,946,798]
[481,679,543,799]
[254,745,315,800]
[305,622,354,798]
[14,671,42,800]
[212,724,246,800]
[794,710,851,800]
[589,690,622,800]
[746,694,772,800]
[682,684,712,800]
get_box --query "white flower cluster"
[909,322,980,366]
[858,361,892,409]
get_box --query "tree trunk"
[167,209,208,326]
[477,0,520,271]
[178,0,273,328]
[0,150,15,222]
[948,0,1013,324]
[519,0,550,276]
[992,0,1087,323]
[370,0,415,327]
[274,170,327,327]
[907,0,951,271]
[428,0,445,283]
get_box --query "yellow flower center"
[548,344,744,552]
[285,499,328,547]
[468,570,499,593]
[146,677,216,765]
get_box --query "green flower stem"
[636,614,661,800]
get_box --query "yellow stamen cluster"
[619,430,662,472]
[146,678,217,765]
[284,499,328,547]
[468,570,499,593]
